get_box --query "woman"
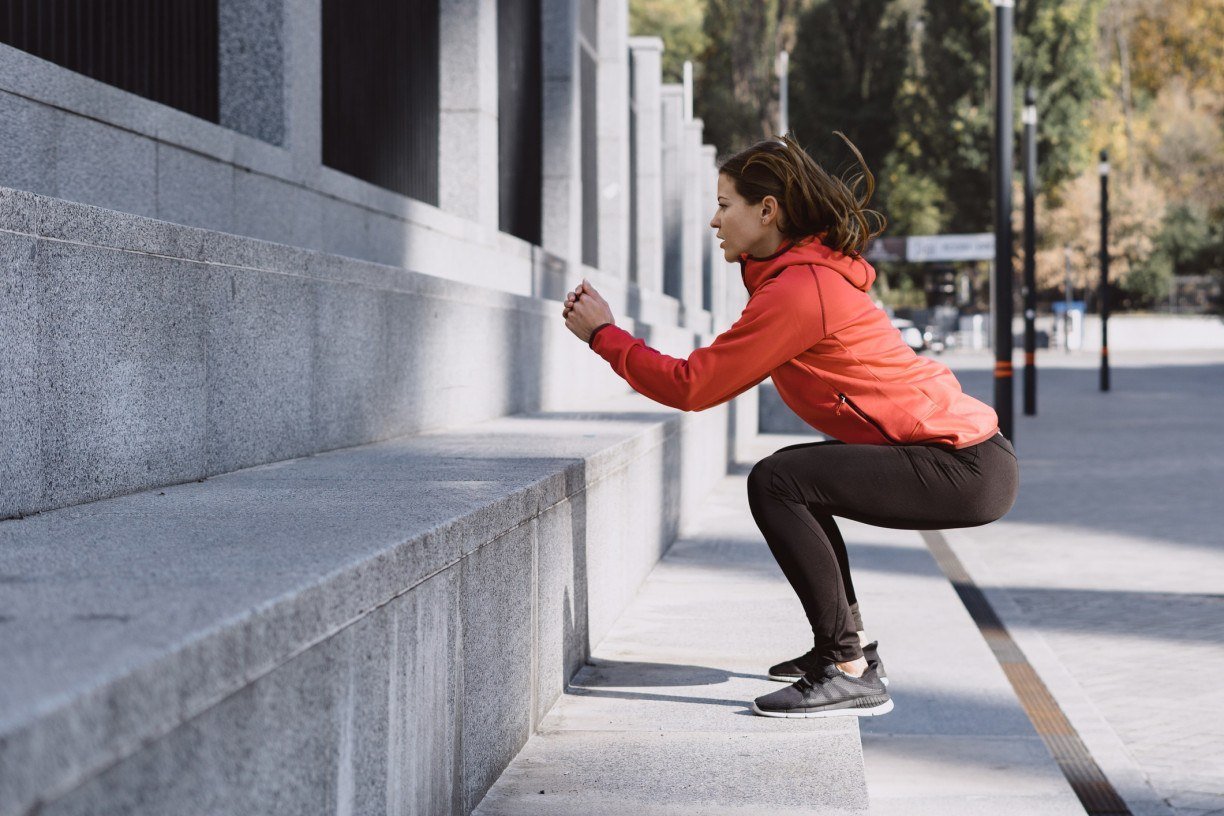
[562,133,1018,719]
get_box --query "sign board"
[906,233,995,263]
[1051,300,1086,314]
[864,236,906,263]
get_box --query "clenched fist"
[562,278,615,343]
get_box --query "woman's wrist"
[588,322,615,348]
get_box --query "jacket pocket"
[836,392,901,444]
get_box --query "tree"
[629,0,709,83]
[901,0,1105,231]
[696,0,802,157]
[903,0,994,234]
[788,0,911,208]
[1015,0,1107,195]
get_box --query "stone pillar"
[659,84,684,302]
[438,0,499,234]
[596,0,630,279]
[218,0,286,147]
[701,143,729,326]
[279,0,321,177]
[627,37,664,295]
[680,117,708,331]
[540,0,582,264]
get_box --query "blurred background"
[634,0,1223,327]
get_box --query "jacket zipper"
[836,392,900,444]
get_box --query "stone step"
[0,184,697,521]
[0,394,732,816]
[472,460,871,816]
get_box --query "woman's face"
[710,173,785,262]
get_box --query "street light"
[1022,86,1037,415]
[992,0,1015,442]
[1099,148,1110,392]
[776,50,789,136]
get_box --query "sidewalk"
[937,347,1224,816]
[473,431,1086,814]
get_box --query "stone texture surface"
[627,37,664,296]
[38,569,460,816]
[0,391,744,816]
[0,17,695,302]
[0,186,695,519]
[461,521,537,814]
[471,454,869,816]
[0,89,59,196]
[156,142,237,234]
[659,85,684,301]
[0,229,40,515]
[218,0,285,146]
[55,108,158,218]
[475,731,865,816]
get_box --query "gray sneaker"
[768,640,889,686]
[752,662,893,719]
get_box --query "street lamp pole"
[1099,149,1110,392]
[992,0,1015,441]
[776,50,789,136]
[1022,85,1037,415]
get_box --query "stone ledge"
[0,394,733,815]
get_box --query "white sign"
[906,233,995,262]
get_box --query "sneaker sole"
[769,672,890,686]
[751,697,894,719]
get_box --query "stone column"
[438,0,499,234]
[681,118,709,331]
[627,37,664,295]
[540,0,582,264]
[218,0,287,147]
[278,0,321,177]
[659,84,684,302]
[701,143,729,326]
[596,0,630,279]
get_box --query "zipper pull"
[836,393,845,415]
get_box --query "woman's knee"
[746,457,777,501]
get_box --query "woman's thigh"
[750,436,1018,530]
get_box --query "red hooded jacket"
[588,236,999,449]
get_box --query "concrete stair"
[471,474,870,815]
[0,183,868,814]
[0,396,749,815]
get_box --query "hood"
[738,236,876,296]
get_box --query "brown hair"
[718,132,887,257]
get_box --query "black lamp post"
[992,0,1015,441]
[1099,149,1110,392]
[1023,86,1037,415]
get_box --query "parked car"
[890,318,926,352]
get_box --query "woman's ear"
[761,195,782,227]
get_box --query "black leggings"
[746,431,1019,664]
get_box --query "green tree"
[788,0,911,209]
[903,0,993,233]
[1015,0,1107,195]
[903,0,1104,231]
[696,0,802,157]
[629,0,709,83]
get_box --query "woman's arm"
[576,272,827,412]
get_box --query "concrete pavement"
[940,346,1224,816]
[473,429,1087,814]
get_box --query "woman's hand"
[562,278,615,343]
